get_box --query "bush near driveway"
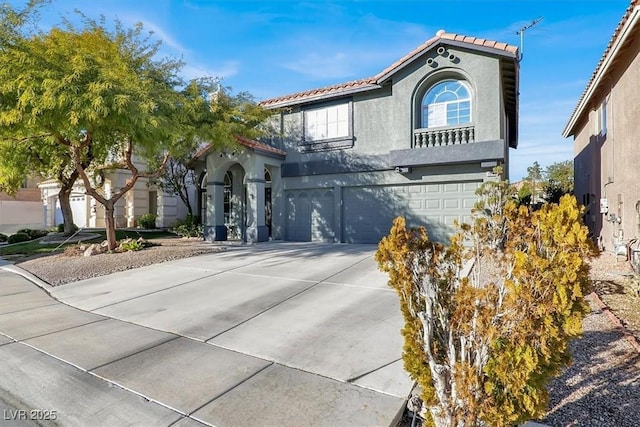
[8,233,30,244]
[137,213,157,229]
[377,173,595,427]
[171,215,203,238]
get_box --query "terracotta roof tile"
[259,31,518,108]
[259,77,378,107]
[235,135,286,156]
[190,136,286,163]
[586,0,638,82]
[564,0,639,136]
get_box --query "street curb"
[588,291,640,354]
[0,264,54,293]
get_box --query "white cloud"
[181,60,240,80]
[282,52,361,80]
[273,14,432,81]
[114,14,188,56]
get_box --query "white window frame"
[422,80,472,128]
[304,102,350,142]
[597,99,607,136]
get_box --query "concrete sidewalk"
[0,243,412,426]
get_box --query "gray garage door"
[342,181,481,244]
[285,189,335,242]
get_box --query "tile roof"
[235,135,286,156]
[563,0,640,137]
[191,136,286,164]
[258,77,379,108]
[259,30,519,108]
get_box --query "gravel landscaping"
[538,252,640,427]
[13,237,225,286]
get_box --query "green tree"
[0,1,87,234]
[525,161,543,203]
[0,6,268,249]
[0,137,92,235]
[544,160,574,203]
[376,173,594,427]
[157,89,268,219]
[157,153,199,218]
[515,181,533,206]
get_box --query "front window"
[597,99,607,136]
[304,103,349,141]
[422,80,471,128]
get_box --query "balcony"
[413,125,475,148]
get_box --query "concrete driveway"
[0,243,413,426]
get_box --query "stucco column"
[204,181,227,241]
[46,195,57,227]
[230,169,244,240]
[270,167,283,240]
[334,185,342,243]
[245,178,268,243]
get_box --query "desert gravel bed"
[539,296,640,427]
[539,253,640,427]
[15,238,225,286]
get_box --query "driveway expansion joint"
[86,335,181,372]
[7,317,108,342]
[346,357,403,383]
[185,362,275,418]
[204,252,377,342]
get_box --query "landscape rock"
[83,243,106,257]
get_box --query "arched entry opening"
[265,168,272,239]
[198,171,207,224]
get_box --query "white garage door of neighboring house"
[285,189,335,242]
[342,181,481,244]
[70,194,87,228]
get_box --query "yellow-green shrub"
[376,178,594,426]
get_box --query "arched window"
[422,80,471,128]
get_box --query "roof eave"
[563,4,640,138]
[376,39,518,84]
[261,83,382,109]
[253,148,286,160]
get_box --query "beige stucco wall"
[0,200,44,234]
[573,32,640,253]
[0,188,44,234]
[38,171,194,230]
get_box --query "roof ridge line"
[259,31,518,108]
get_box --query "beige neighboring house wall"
[38,169,194,230]
[564,0,640,259]
[0,177,44,234]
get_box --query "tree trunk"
[58,169,81,235]
[104,202,117,251]
[58,184,76,235]
[182,192,193,216]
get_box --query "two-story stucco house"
[191,30,520,244]
[563,0,639,262]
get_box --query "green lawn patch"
[0,229,176,257]
[0,241,64,257]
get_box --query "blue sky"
[13,0,630,181]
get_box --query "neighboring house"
[0,177,43,234]
[38,166,193,230]
[563,0,640,260]
[191,30,520,244]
